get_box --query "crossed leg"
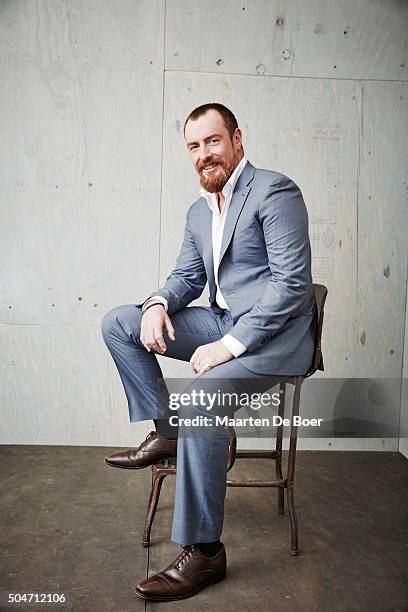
[101,304,230,422]
[101,303,284,544]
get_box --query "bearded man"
[101,103,322,601]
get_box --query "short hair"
[183,103,238,139]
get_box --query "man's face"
[184,109,243,193]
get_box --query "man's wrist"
[142,301,165,315]
[221,334,247,357]
[142,295,169,313]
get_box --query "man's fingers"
[164,316,175,341]
[191,351,214,374]
[154,332,167,353]
[141,308,171,353]
[190,348,199,364]
[142,321,167,353]
[192,356,205,374]
[140,332,151,352]
[149,340,164,353]
[144,334,161,353]
[191,357,200,372]
[141,336,155,353]
[197,362,213,374]
[144,329,167,353]
[190,348,208,373]
[139,328,151,352]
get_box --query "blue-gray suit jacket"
[144,160,324,376]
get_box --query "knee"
[101,306,120,343]
[177,389,214,421]
[101,304,142,343]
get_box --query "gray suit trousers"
[101,304,285,544]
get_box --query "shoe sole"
[134,569,226,601]
[104,456,176,469]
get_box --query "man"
[101,103,322,601]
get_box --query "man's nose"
[198,144,210,161]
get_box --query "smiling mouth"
[202,163,219,173]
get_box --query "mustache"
[197,155,224,171]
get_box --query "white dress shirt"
[144,156,249,357]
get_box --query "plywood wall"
[1,0,407,448]
[0,0,165,445]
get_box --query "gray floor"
[0,446,407,612]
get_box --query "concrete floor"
[0,446,407,612]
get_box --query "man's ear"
[234,127,243,148]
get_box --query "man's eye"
[210,139,219,144]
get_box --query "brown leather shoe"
[135,544,226,601]
[104,431,177,469]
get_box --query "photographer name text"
[168,415,323,428]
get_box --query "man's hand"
[190,340,234,374]
[140,304,175,354]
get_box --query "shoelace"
[175,545,195,570]
[130,431,155,456]
[145,431,157,442]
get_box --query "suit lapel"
[218,161,255,264]
[199,161,256,302]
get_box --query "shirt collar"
[200,156,248,209]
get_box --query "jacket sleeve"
[227,175,313,352]
[142,208,207,314]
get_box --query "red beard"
[198,156,232,193]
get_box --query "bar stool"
[142,283,328,555]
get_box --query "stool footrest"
[236,450,279,459]
[226,478,286,488]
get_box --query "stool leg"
[227,427,237,472]
[276,382,286,514]
[142,471,167,547]
[287,485,298,556]
[287,377,302,556]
